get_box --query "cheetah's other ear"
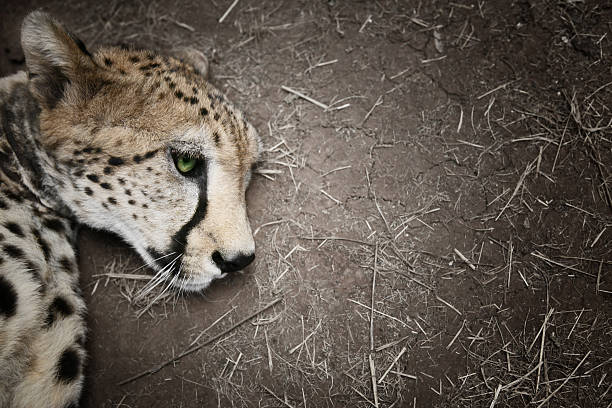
[21,11,97,109]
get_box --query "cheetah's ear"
[21,11,97,109]
[173,48,209,80]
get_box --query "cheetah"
[0,11,260,407]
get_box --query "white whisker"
[135,254,182,300]
[136,269,181,318]
[131,251,177,273]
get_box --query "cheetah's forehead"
[57,46,261,166]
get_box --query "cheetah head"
[20,12,261,291]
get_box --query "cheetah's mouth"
[143,248,230,292]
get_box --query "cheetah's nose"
[212,251,255,273]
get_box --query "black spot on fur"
[103,167,112,175]
[125,189,132,196]
[4,244,24,258]
[43,218,65,233]
[104,57,113,66]
[108,197,117,205]
[133,155,142,163]
[119,69,126,75]
[56,348,80,383]
[214,112,221,121]
[72,35,92,58]
[100,183,112,190]
[213,132,221,146]
[132,214,138,219]
[142,203,148,209]
[146,167,152,172]
[200,107,208,116]
[139,62,160,71]
[0,276,17,318]
[86,174,99,183]
[174,90,184,99]
[108,156,124,166]
[59,257,75,274]
[144,150,158,159]
[82,147,93,154]
[189,96,199,105]
[118,178,126,185]
[3,191,23,203]
[192,86,198,93]
[84,187,93,196]
[31,228,51,261]
[45,296,74,326]
[73,169,84,177]
[4,222,24,237]
[129,56,140,63]
[169,82,176,90]
[128,199,135,205]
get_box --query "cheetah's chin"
[174,272,228,292]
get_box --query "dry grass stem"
[535,351,591,408]
[378,346,407,384]
[118,297,282,385]
[436,295,462,316]
[281,86,329,110]
[476,80,517,100]
[454,248,476,270]
[218,0,240,23]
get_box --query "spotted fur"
[0,11,260,407]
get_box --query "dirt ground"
[1,1,611,407]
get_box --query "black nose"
[212,251,255,273]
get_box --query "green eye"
[176,156,197,173]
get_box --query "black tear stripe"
[148,162,208,276]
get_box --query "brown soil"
[1,1,611,407]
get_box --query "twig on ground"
[188,306,236,348]
[262,385,295,408]
[535,351,591,408]
[378,347,407,384]
[454,248,476,270]
[436,295,462,316]
[299,236,375,246]
[477,80,517,100]
[281,86,329,110]
[218,0,240,23]
[495,160,535,221]
[369,354,380,407]
[360,95,383,126]
[118,297,282,385]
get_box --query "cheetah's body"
[0,12,260,407]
